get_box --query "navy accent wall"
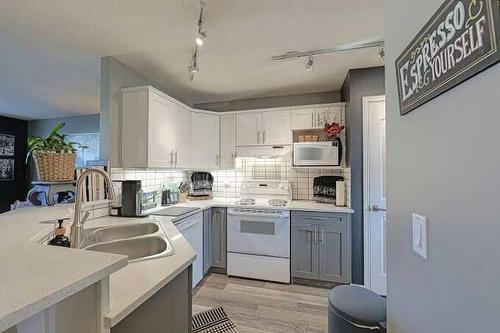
[0,116,28,213]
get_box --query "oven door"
[227,209,290,258]
[293,142,339,166]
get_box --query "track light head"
[195,30,206,46]
[305,55,314,71]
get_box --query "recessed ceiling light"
[305,55,314,71]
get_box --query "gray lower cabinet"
[203,209,212,275]
[112,266,192,333]
[211,207,227,270]
[291,223,319,280]
[291,211,351,284]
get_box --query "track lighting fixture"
[271,40,385,70]
[195,1,207,46]
[304,55,314,71]
[188,1,208,81]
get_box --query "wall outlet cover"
[412,213,428,259]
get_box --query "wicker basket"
[33,152,76,182]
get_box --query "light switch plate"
[412,213,428,259]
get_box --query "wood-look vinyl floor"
[192,273,330,333]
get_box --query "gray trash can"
[328,285,386,333]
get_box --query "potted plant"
[26,123,79,182]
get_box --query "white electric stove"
[227,180,292,283]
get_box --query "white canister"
[335,181,346,206]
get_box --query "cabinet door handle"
[306,217,329,221]
[319,230,324,243]
[313,229,317,244]
[257,131,261,144]
[311,113,314,127]
[263,130,266,144]
[174,150,178,167]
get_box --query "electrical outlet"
[412,214,428,259]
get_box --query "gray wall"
[28,114,99,137]
[194,91,340,112]
[341,66,385,284]
[100,57,185,167]
[385,1,500,332]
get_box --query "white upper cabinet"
[316,106,344,129]
[220,114,236,169]
[262,110,291,145]
[173,104,191,168]
[291,108,316,130]
[236,110,291,146]
[122,86,191,168]
[236,112,262,146]
[147,93,177,167]
[291,105,345,129]
[190,112,220,169]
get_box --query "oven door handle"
[227,211,289,218]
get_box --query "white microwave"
[293,142,340,166]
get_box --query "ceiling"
[0,0,383,120]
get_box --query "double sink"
[80,222,174,262]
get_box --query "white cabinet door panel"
[291,108,315,129]
[220,114,236,168]
[236,112,261,146]
[148,93,176,167]
[173,104,191,168]
[191,112,220,169]
[262,110,291,145]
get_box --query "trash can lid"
[329,285,386,326]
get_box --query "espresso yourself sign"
[396,0,500,115]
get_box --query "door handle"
[371,205,386,212]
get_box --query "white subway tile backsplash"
[110,159,351,206]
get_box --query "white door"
[291,108,315,129]
[191,112,220,168]
[236,112,261,146]
[262,110,291,145]
[363,95,387,296]
[220,114,236,168]
[173,104,191,168]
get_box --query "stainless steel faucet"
[70,168,115,248]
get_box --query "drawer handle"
[306,217,329,221]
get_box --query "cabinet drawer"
[291,211,349,228]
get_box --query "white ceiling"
[0,0,383,120]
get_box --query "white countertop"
[169,198,354,214]
[289,200,354,214]
[0,206,127,332]
[0,197,350,330]
[83,216,196,327]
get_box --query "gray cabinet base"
[112,267,192,333]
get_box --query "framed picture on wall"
[0,134,15,157]
[0,159,14,181]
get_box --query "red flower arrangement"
[324,122,345,140]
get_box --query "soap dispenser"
[48,219,71,247]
